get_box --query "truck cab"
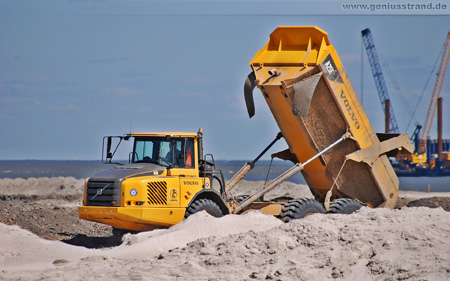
[79,129,228,231]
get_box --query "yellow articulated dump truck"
[79,129,229,231]
[79,26,414,232]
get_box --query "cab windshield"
[132,137,194,168]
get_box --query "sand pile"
[1,177,450,280]
[1,208,450,280]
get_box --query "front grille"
[86,181,120,206]
[147,181,168,206]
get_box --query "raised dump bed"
[244,26,413,209]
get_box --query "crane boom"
[418,31,450,154]
[361,28,399,133]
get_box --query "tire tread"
[184,198,224,219]
[328,198,362,214]
[280,198,325,222]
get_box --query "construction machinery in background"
[362,28,450,173]
[361,28,399,134]
[397,31,450,172]
[417,32,450,160]
[79,26,413,232]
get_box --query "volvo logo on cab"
[183,181,199,185]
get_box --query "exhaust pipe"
[198,128,204,162]
[244,72,256,118]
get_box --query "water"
[397,177,450,192]
[0,160,449,192]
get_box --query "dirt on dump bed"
[0,177,450,249]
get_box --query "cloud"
[69,0,107,3]
[1,76,50,97]
[390,56,421,66]
[6,82,37,95]
[28,76,48,82]
[118,70,154,78]
[339,53,421,68]
[0,94,81,113]
[0,96,24,105]
[180,77,213,86]
[175,90,205,97]
[86,57,130,65]
[102,87,144,97]
[340,53,360,64]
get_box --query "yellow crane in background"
[415,31,450,167]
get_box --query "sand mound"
[107,211,283,259]
[0,177,110,242]
[0,223,95,271]
[1,177,450,280]
[138,207,450,281]
[1,207,450,280]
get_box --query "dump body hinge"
[346,133,414,167]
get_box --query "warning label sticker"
[169,188,178,202]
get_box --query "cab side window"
[161,138,195,168]
[184,139,194,168]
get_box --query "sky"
[0,0,449,160]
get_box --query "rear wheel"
[328,198,362,214]
[184,198,224,219]
[280,198,325,222]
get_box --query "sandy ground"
[0,177,450,280]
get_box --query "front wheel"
[184,198,224,219]
[280,198,325,222]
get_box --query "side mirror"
[106,137,113,159]
[102,135,128,165]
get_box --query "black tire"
[328,198,362,214]
[279,198,325,222]
[184,198,224,219]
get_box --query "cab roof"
[129,132,198,138]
